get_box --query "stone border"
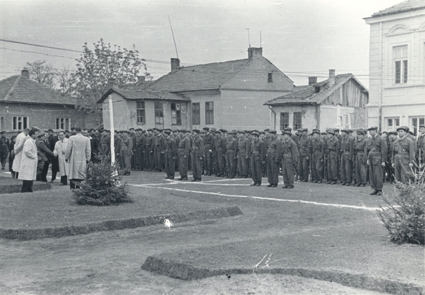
[0,206,243,241]
[142,256,423,295]
[0,183,52,194]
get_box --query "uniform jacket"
[280,137,299,163]
[164,136,177,158]
[225,137,237,151]
[178,136,191,156]
[18,137,37,181]
[354,137,368,163]
[325,136,340,153]
[311,137,325,159]
[65,133,91,180]
[251,138,266,162]
[340,135,354,159]
[237,135,250,155]
[365,134,387,164]
[0,136,10,152]
[298,135,311,157]
[392,136,415,164]
[191,135,205,155]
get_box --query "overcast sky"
[0,0,402,87]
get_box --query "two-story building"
[364,0,425,135]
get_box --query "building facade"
[365,0,425,135]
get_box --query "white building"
[364,0,425,136]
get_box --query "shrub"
[72,155,132,206]
[377,164,424,245]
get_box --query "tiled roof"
[148,59,251,92]
[0,75,77,105]
[265,74,358,106]
[98,88,189,103]
[372,0,425,17]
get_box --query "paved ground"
[0,170,423,294]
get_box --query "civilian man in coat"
[65,127,91,189]
[54,131,69,185]
[12,127,30,179]
[18,129,38,193]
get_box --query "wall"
[271,105,317,132]
[180,90,221,129]
[0,102,87,132]
[366,9,425,129]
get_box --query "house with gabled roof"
[0,69,94,134]
[264,70,369,132]
[98,47,294,130]
[364,0,425,135]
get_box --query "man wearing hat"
[325,128,339,184]
[392,126,415,184]
[214,130,226,177]
[266,130,281,187]
[280,130,299,188]
[163,130,177,179]
[310,129,324,183]
[0,131,10,170]
[237,130,250,178]
[177,129,190,180]
[353,130,368,187]
[365,126,387,195]
[340,129,354,186]
[297,128,310,182]
[418,124,425,165]
[202,127,214,176]
[225,131,237,178]
[191,129,204,181]
[119,130,133,176]
[249,130,265,186]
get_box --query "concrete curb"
[0,206,243,241]
[141,256,423,295]
[0,182,52,194]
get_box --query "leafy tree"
[56,65,75,95]
[71,38,147,112]
[26,60,56,89]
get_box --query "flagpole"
[109,94,115,165]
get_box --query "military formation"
[1,123,424,195]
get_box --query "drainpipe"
[268,105,276,130]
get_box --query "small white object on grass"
[163,218,173,230]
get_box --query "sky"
[0,0,402,88]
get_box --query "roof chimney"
[171,58,180,72]
[328,69,335,87]
[21,69,30,79]
[248,47,263,59]
[107,78,116,89]
[308,77,317,85]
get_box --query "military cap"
[320,132,326,136]
[389,131,397,135]
[312,129,320,134]
[341,129,348,133]
[37,130,45,137]
[264,128,270,132]
[326,128,333,134]
[152,128,158,131]
[203,127,209,131]
[396,126,409,132]
[210,128,216,132]
[164,130,171,135]
[0,130,6,134]
[357,130,365,136]
[286,127,292,131]
[192,129,200,133]
[367,126,378,131]
[382,131,388,135]
[260,131,265,135]
[269,130,277,134]
[251,130,259,135]
[215,130,221,133]
[283,130,292,135]
[334,128,339,132]
[135,128,142,131]
[297,128,303,133]
[129,127,135,130]
[231,129,237,134]
[64,130,70,133]
[302,128,308,132]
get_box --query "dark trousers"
[251,154,262,184]
[340,152,353,184]
[192,151,202,180]
[369,152,384,190]
[282,158,295,186]
[311,152,323,181]
[204,148,213,175]
[326,151,338,182]
[297,155,309,182]
[21,180,33,193]
[394,155,411,184]
[70,179,82,189]
[61,175,68,185]
[215,150,225,176]
[51,157,59,181]
[164,152,175,178]
[266,153,279,185]
[355,152,367,185]
[237,152,248,177]
[154,148,163,171]
[226,150,236,178]
[41,160,49,182]
[0,150,8,169]
[178,152,188,178]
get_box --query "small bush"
[72,155,132,206]
[377,164,424,245]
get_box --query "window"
[154,101,164,124]
[56,118,71,130]
[12,116,29,131]
[0,117,3,131]
[293,112,302,130]
[171,103,181,125]
[410,116,425,136]
[205,102,214,125]
[393,46,408,84]
[136,101,145,124]
[280,112,289,130]
[192,103,200,125]
[268,72,273,83]
[386,117,400,131]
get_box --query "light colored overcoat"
[12,132,28,172]
[18,137,37,181]
[65,133,91,180]
[54,138,69,177]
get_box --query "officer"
[280,129,299,189]
[237,130,250,178]
[365,126,387,195]
[340,129,354,186]
[266,130,281,187]
[392,126,415,184]
[0,131,10,170]
[191,129,204,181]
[297,128,311,182]
[164,129,177,179]
[177,130,191,180]
[225,130,237,178]
[202,127,214,176]
[353,130,368,187]
[250,130,265,186]
[325,128,339,184]
[417,125,425,165]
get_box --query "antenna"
[260,31,262,48]
[168,15,179,59]
[246,28,251,48]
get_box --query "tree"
[71,38,147,112]
[56,65,75,95]
[26,60,56,89]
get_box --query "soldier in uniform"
[225,131,237,178]
[177,130,191,180]
[237,131,250,178]
[145,129,154,171]
[153,129,164,172]
[266,130,281,187]
[120,131,133,175]
[392,126,415,184]
[249,130,265,186]
[164,130,177,179]
[261,130,270,177]
[214,129,226,177]
[340,129,354,186]
[387,131,397,183]
[280,130,299,189]
[325,129,339,184]
[129,128,137,170]
[191,129,204,181]
[0,131,10,170]
[202,127,214,176]
[365,126,387,195]
[418,124,425,165]
[297,128,311,182]
[353,130,368,187]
